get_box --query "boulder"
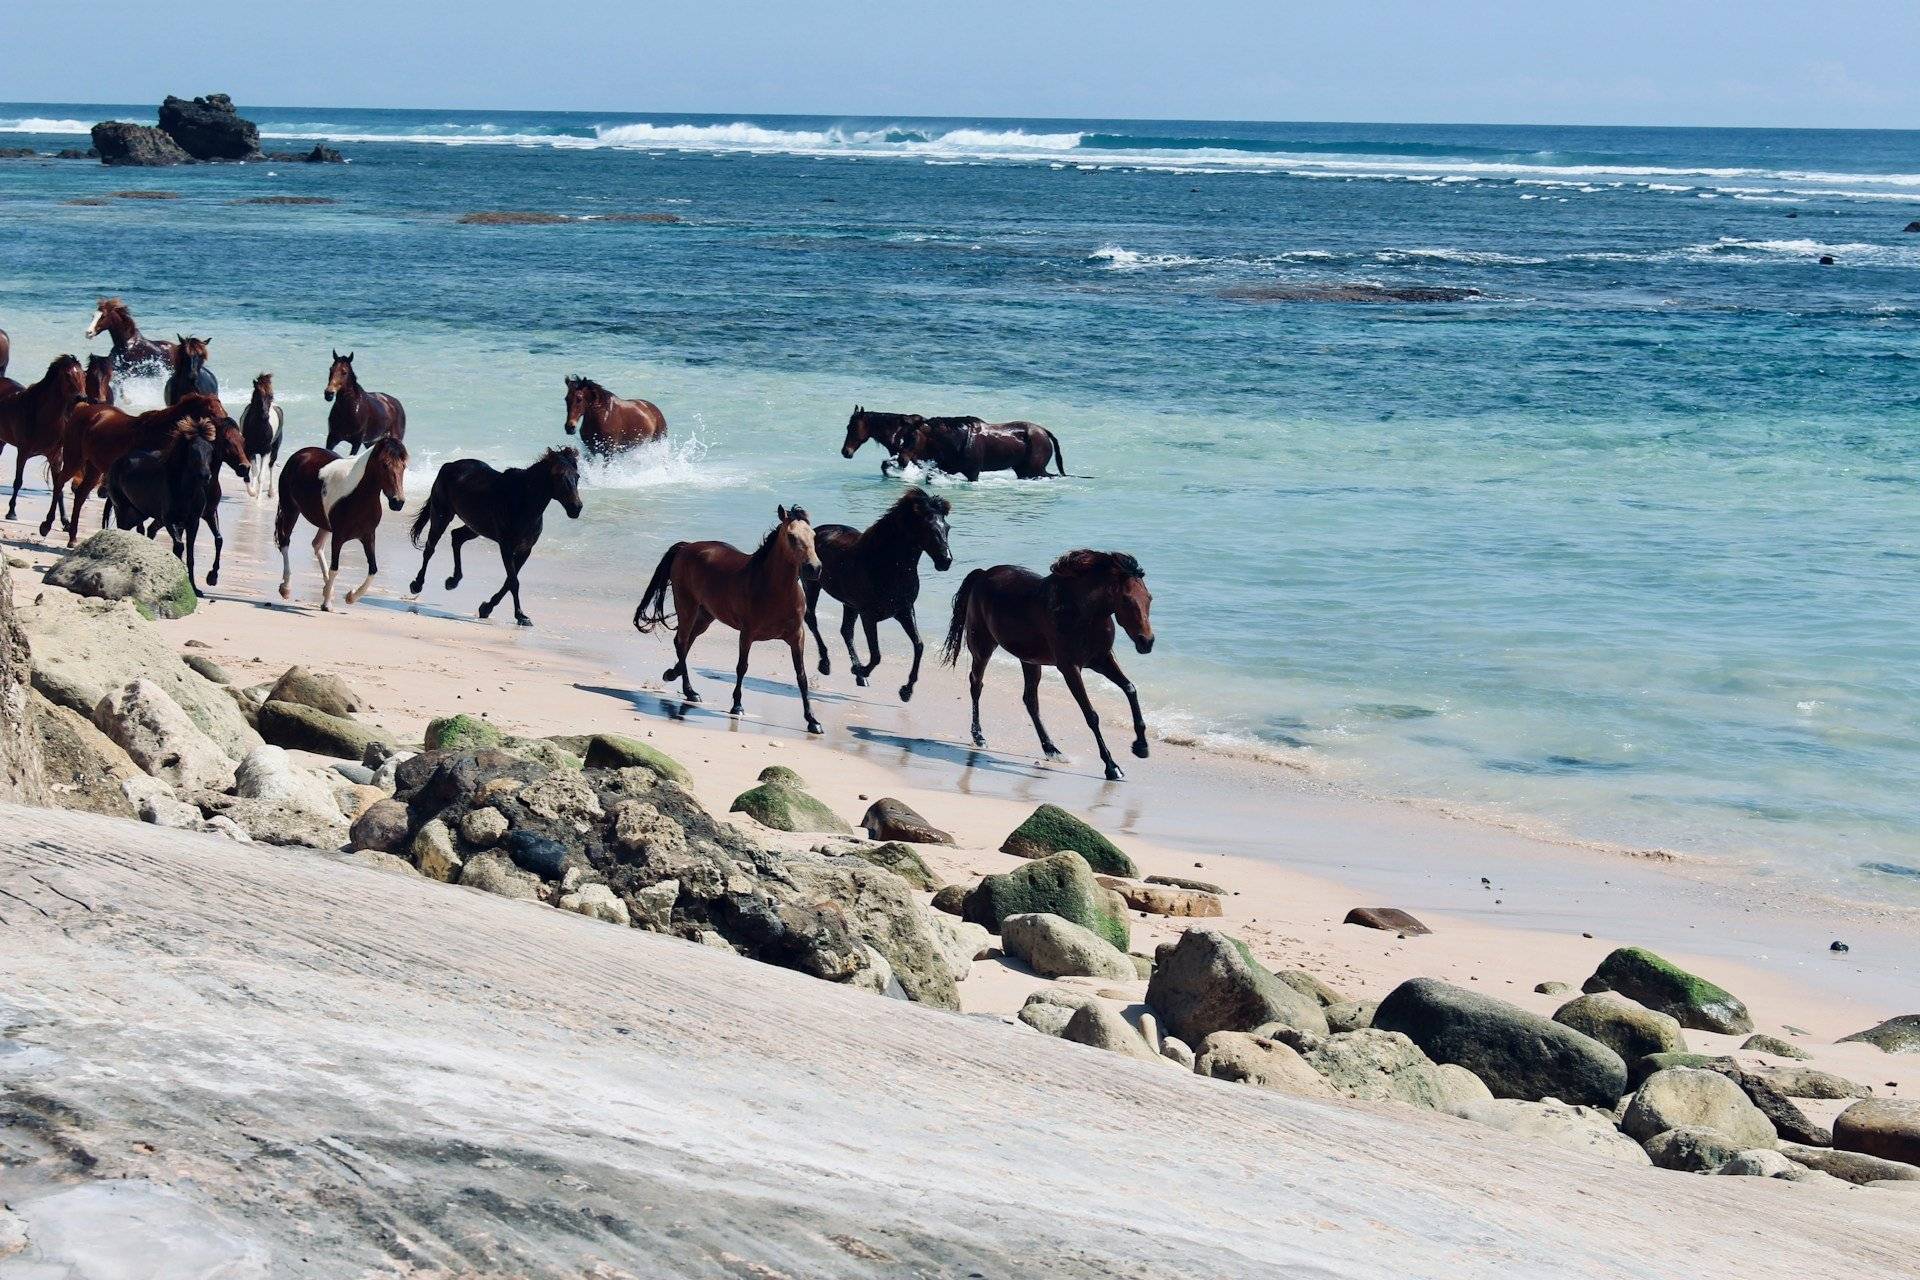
[1303,1028,1494,1114]
[846,841,941,891]
[729,779,852,834]
[1839,1014,1920,1054]
[1750,1066,1872,1100]
[512,773,604,829]
[930,883,968,915]
[558,882,631,926]
[1001,912,1137,980]
[1162,1037,1196,1069]
[962,851,1129,950]
[1534,981,1573,996]
[1581,946,1752,1034]
[31,691,140,817]
[1552,991,1687,1062]
[784,858,960,1009]
[190,792,346,849]
[93,678,235,791]
[1195,1033,1336,1097]
[410,819,462,882]
[267,666,365,718]
[1146,873,1224,893]
[90,121,190,166]
[999,803,1135,876]
[459,850,545,902]
[45,530,197,619]
[1716,1149,1800,1178]
[1018,988,1095,1037]
[1101,879,1223,918]
[183,654,231,684]
[1145,929,1327,1046]
[1372,977,1626,1107]
[503,830,579,881]
[425,713,505,752]
[1644,1126,1744,1173]
[231,744,344,820]
[1274,970,1349,1007]
[349,798,411,854]
[0,557,47,805]
[627,880,679,931]
[1628,1051,1737,1088]
[1060,1002,1156,1060]
[1740,1033,1810,1060]
[1344,907,1431,936]
[1780,1141,1920,1184]
[861,797,952,844]
[1834,1098,1920,1166]
[338,849,415,875]
[1621,1068,1776,1149]
[157,93,262,161]
[258,700,393,760]
[1454,1098,1650,1166]
[459,806,511,847]
[927,913,989,983]
[757,765,805,786]
[1736,1073,1833,1147]
[1324,1000,1377,1033]
[581,732,690,783]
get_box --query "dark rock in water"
[53,148,95,160]
[1818,255,1835,265]
[157,93,262,161]
[1905,220,1920,233]
[1221,283,1482,305]
[863,796,952,845]
[1862,860,1920,878]
[231,194,337,206]
[1374,977,1627,1107]
[1344,906,1431,936]
[304,144,343,164]
[90,121,190,167]
[0,147,36,160]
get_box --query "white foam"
[577,433,743,491]
[1087,244,1209,271]
[0,117,90,134]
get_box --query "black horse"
[408,447,583,626]
[804,488,953,702]
[163,336,218,406]
[841,406,1065,480]
[105,421,221,596]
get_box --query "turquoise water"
[2,105,1919,893]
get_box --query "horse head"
[46,354,85,405]
[775,504,821,580]
[251,371,274,404]
[843,405,899,458]
[563,375,600,435]
[174,335,210,373]
[86,298,126,341]
[85,355,114,403]
[900,488,953,571]
[212,414,251,482]
[369,436,408,511]
[324,350,355,402]
[542,445,584,519]
[1052,549,1154,654]
[169,391,234,430]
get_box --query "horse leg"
[180,518,204,598]
[966,639,994,748]
[314,529,336,610]
[838,607,864,685]
[668,610,711,701]
[37,460,67,536]
[5,450,26,522]
[1059,664,1122,781]
[1020,662,1064,759]
[202,502,223,589]
[345,535,378,604]
[477,539,519,623]
[804,580,831,675]
[854,613,883,683]
[1088,653,1149,761]
[409,507,450,595]
[790,636,822,734]
[896,608,926,702]
[504,544,533,626]
[446,526,477,591]
[730,631,752,717]
[64,476,96,547]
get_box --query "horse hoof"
[278,584,291,600]
[477,602,494,619]
[729,704,744,717]
[1104,765,1125,782]
[206,571,219,587]
[854,674,868,688]
[444,576,459,591]
[972,734,987,749]
[807,722,824,735]
[1132,741,1150,759]
[515,616,533,628]
[408,579,424,594]
[817,661,831,676]
[898,685,913,702]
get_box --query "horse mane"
[747,506,810,573]
[172,337,208,367]
[1049,549,1144,581]
[367,435,408,486]
[96,297,128,318]
[170,417,216,445]
[540,445,580,468]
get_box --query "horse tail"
[408,491,435,548]
[941,568,984,666]
[1046,429,1067,476]
[632,542,684,633]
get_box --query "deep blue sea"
[3,105,1919,895]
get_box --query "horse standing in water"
[84,355,115,405]
[240,373,284,496]
[323,351,406,453]
[0,354,84,525]
[841,406,1065,480]
[804,488,953,702]
[409,447,583,627]
[943,550,1155,781]
[85,298,175,373]
[563,375,666,456]
[274,436,408,611]
[49,392,234,544]
[632,506,825,733]
[164,336,218,405]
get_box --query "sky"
[7,1,1918,129]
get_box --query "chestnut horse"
[632,505,825,732]
[275,437,409,611]
[563,375,667,456]
[0,354,84,525]
[841,406,1065,480]
[409,447,583,626]
[804,487,953,702]
[85,298,175,373]
[164,336,219,405]
[323,351,406,453]
[84,355,115,405]
[48,392,234,544]
[942,549,1155,781]
[240,373,284,497]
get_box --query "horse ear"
[777,505,789,522]
[332,349,339,360]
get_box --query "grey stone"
[1001,912,1137,980]
[349,798,411,855]
[1304,1028,1494,1114]
[1644,1126,1744,1173]
[559,883,631,926]
[1834,1098,1920,1166]
[1621,1068,1776,1149]
[459,805,511,847]
[93,678,235,792]
[1839,1014,1920,1054]
[45,530,196,618]
[1740,1033,1810,1060]
[1552,991,1687,1061]
[1195,1032,1336,1097]
[267,666,365,718]
[1581,946,1752,1035]
[1455,1098,1650,1166]
[410,819,462,882]
[1324,1000,1377,1033]
[1373,977,1626,1108]
[1146,929,1328,1047]
[459,850,546,902]
[1060,1002,1156,1060]
[1716,1149,1800,1178]
[1781,1142,1920,1184]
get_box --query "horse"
[632,506,825,733]
[104,419,225,596]
[0,325,9,379]
[85,298,175,373]
[942,549,1155,781]
[84,355,115,405]
[323,351,406,453]
[0,354,85,526]
[841,406,1065,480]
[408,447,583,627]
[47,392,234,544]
[274,437,408,611]
[803,488,953,702]
[240,372,284,497]
[163,336,218,405]
[563,375,666,456]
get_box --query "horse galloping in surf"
[563,375,666,456]
[0,354,84,526]
[804,487,953,702]
[164,335,219,405]
[841,406,1065,480]
[323,351,407,453]
[84,355,115,405]
[85,298,175,373]
[942,549,1155,781]
[240,372,284,496]
[632,505,825,733]
[49,392,235,544]
[274,436,409,611]
[409,446,583,627]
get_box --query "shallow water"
[3,105,1919,897]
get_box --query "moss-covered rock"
[258,700,394,761]
[45,529,197,619]
[582,732,690,784]
[1582,946,1752,1035]
[961,851,1128,951]
[729,779,851,834]
[1553,991,1687,1062]
[999,803,1137,878]
[757,764,806,787]
[424,713,505,752]
[847,841,942,891]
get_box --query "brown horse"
[48,392,234,543]
[84,355,115,405]
[323,351,406,453]
[942,550,1155,781]
[841,406,1065,480]
[563,375,667,456]
[274,437,409,611]
[0,355,84,525]
[632,506,825,733]
[85,298,175,373]
[164,336,218,405]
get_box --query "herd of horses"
[0,301,1157,780]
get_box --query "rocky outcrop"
[1000,803,1135,876]
[30,691,140,816]
[861,796,952,844]
[91,121,191,166]
[962,851,1130,950]
[45,530,197,619]
[1552,991,1686,1061]
[1146,929,1327,1046]
[1581,946,1752,1034]
[1001,912,1137,980]
[1373,977,1626,1107]
[783,858,960,1009]
[0,557,48,804]
[156,93,262,161]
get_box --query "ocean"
[2,104,1919,897]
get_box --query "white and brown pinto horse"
[274,437,408,611]
[563,375,666,456]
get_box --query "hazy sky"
[8,1,1917,128]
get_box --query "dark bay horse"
[408,447,583,626]
[49,392,234,544]
[84,355,115,405]
[842,406,1065,480]
[632,506,825,732]
[105,419,229,596]
[85,298,175,373]
[0,326,9,379]
[804,488,953,702]
[0,354,84,525]
[240,373,284,497]
[323,351,407,453]
[163,336,219,405]
[563,375,666,456]
[943,549,1155,781]
[275,437,409,611]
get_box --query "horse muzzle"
[840,444,856,459]
[564,419,578,435]
[1133,634,1155,655]
[323,390,335,402]
[387,495,405,512]
[801,561,822,584]
[933,553,954,572]
[565,500,583,519]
